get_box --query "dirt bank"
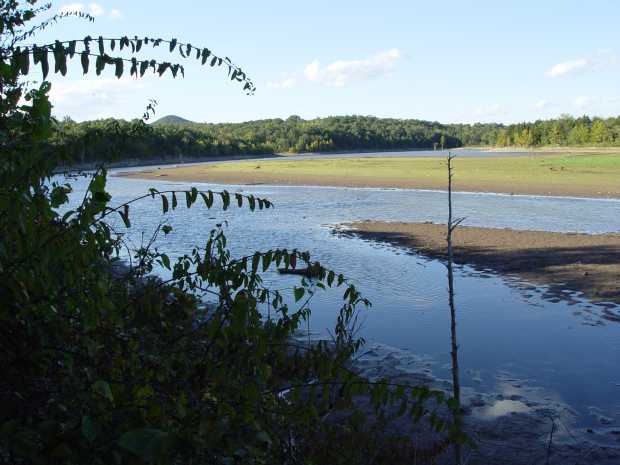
[336,221,620,309]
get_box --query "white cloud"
[88,2,104,16]
[573,96,592,108]
[546,58,590,78]
[49,78,145,107]
[534,99,552,109]
[304,49,403,87]
[267,77,296,89]
[304,61,320,81]
[545,50,618,78]
[109,8,122,19]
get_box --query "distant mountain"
[151,115,195,126]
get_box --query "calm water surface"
[67,170,620,430]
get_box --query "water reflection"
[478,399,532,418]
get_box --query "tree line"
[54,113,620,164]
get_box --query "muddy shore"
[119,160,620,198]
[336,221,620,309]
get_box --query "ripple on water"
[59,174,620,436]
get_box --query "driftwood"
[277,266,322,278]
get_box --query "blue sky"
[33,0,620,123]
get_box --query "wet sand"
[336,221,620,308]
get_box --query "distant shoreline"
[55,153,278,173]
[336,221,620,309]
[62,145,620,173]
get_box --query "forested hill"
[56,114,620,164]
[151,115,195,126]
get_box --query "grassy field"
[123,152,620,198]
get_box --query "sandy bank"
[336,221,620,309]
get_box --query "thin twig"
[545,415,556,465]
[447,152,463,465]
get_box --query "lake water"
[65,167,620,432]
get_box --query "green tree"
[0,2,461,464]
[568,122,590,145]
[591,119,610,144]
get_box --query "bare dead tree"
[447,153,465,465]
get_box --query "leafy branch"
[8,35,255,93]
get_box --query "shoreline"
[54,153,280,173]
[119,170,620,200]
[335,221,620,309]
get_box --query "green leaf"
[92,380,114,403]
[221,191,230,210]
[53,41,67,75]
[114,58,123,78]
[200,191,213,208]
[294,287,305,302]
[81,416,98,443]
[262,252,272,272]
[235,193,243,207]
[18,50,29,75]
[95,55,104,75]
[98,36,104,55]
[172,192,178,209]
[201,48,211,65]
[80,51,89,74]
[250,254,260,275]
[161,195,169,213]
[327,270,335,287]
[140,60,148,76]
[169,38,177,52]
[161,254,171,270]
[118,428,173,464]
[40,49,49,79]
[157,62,170,76]
[255,431,272,446]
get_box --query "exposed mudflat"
[336,221,620,308]
[118,158,620,199]
[347,342,620,465]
